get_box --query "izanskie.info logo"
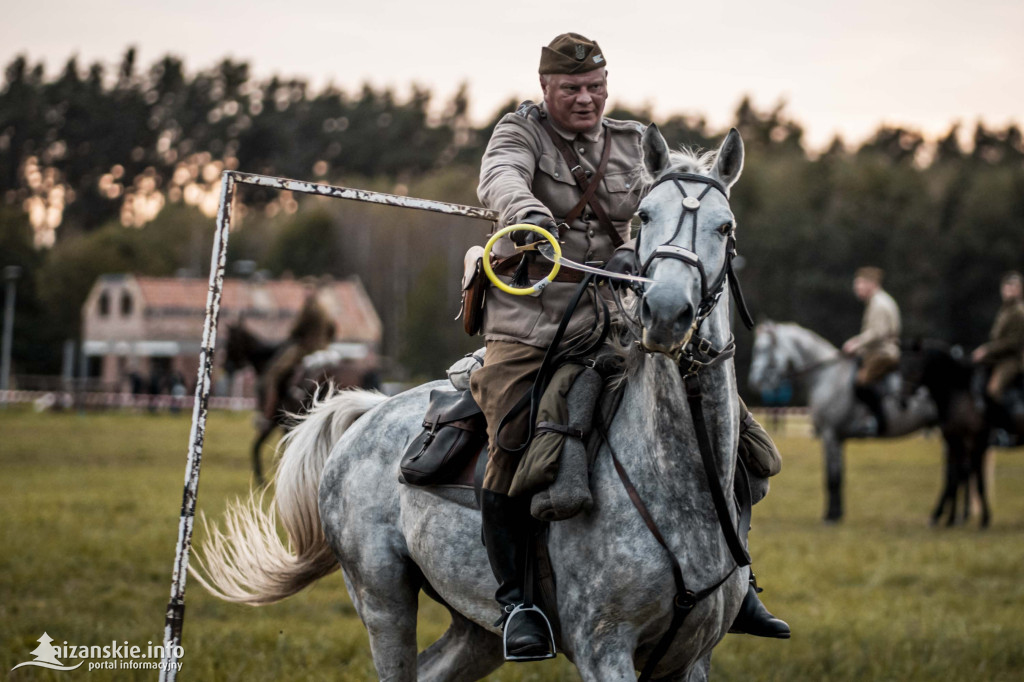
[11,632,184,673]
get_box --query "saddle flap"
[424,388,485,427]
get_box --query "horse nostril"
[640,298,654,330]
[673,305,695,337]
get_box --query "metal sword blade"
[536,243,654,285]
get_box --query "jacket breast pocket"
[536,153,576,186]
[532,153,580,221]
[602,171,640,222]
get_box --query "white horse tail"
[191,388,386,605]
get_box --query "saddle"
[398,355,625,651]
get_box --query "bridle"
[605,171,758,680]
[632,171,754,370]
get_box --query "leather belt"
[492,257,587,283]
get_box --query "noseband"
[635,172,754,364]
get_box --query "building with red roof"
[81,273,382,395]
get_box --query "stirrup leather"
[502,604,557,662]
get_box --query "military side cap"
[539,33,606,75]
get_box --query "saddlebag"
[459,246,487,336]
[737,401,782,479]
[400,389,486,486]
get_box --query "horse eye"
[638,210,649,224]
[718,222,734,235]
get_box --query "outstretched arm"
[478,115,553,227]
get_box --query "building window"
[98,291,110,317]
[121,291,133,316]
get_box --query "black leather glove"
[603,239,638,288]
[511,214,557,246]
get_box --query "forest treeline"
[1,50,1022,386]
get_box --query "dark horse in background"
[223,321,380,484]
[901,339,1024,527]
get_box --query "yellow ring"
[482,224,562,296]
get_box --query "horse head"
[749,321,789,391]
[900,338,971,398]
[635,125,745,355]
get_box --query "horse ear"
[712,128,744,191]
[642,123,671,177]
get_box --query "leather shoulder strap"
[538,115,623,248]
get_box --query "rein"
[598,350,750,680]
[600,170,755,679]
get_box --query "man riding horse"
[972,271,1024,429]
[842,266,901,435]
[259,293,336,423]
[472,32,789,660]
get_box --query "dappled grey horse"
[194,127,756,681]
[748,321,936,521]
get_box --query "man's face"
[853,276,876,301]
[1002,279,1022,302]
[540,70,608,133]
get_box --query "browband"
[649,172,729,198]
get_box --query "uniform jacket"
[850,288,901,359]
[477,101,644,347]
[983,299,1024,365]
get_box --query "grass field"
[2,406,1024,681]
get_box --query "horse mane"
[772,321,839,353]
[637,147,718,194]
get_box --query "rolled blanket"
[529,366,604,521]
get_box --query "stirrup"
[502,604,557,662]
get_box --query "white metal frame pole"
[156,170,496,680]
[159,172,235,680]
[0,265,22,407]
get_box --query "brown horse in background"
[901,339,1024,527]
[223,321,380,484]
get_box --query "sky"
[2,0,1022,150]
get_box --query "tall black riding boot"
[854,383,887,435]
[729,578,791,639]
[481,490,555,660]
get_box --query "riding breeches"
[987,360,1023,401]
[856,352,899,386]
[470,340,547,495]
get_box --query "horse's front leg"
[972,443,992,528]
[950,443,973,527]
[932,440,957,526]
[574,647,641,682]
[822,429,844,522]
